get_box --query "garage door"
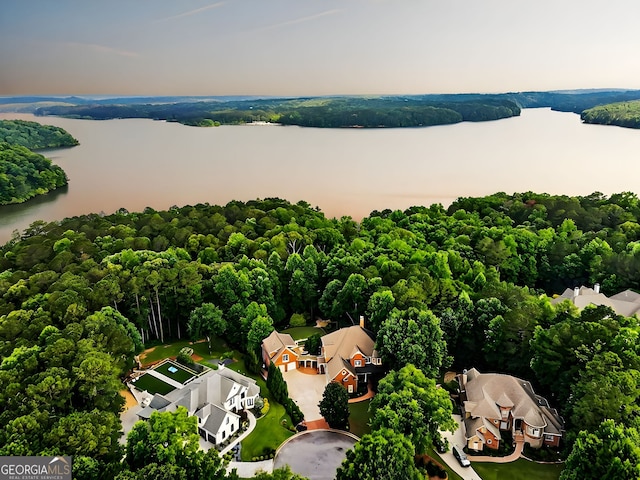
[288,362,297,371]
[279,365,286,373]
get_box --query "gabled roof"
[463,369,563,430]
[262,331,296,358]
[321,325,375,363]
[552,285,640,317]
[201,404,239,434]
[327,356,355,381]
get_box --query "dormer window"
[282,354,289,363]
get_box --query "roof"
[463,369,563,431]
[201,404,239,434]
[262,330,296,358]
[321,325,376,363]
[552,285,640,317]
[137,366,260,430]
[327,356,355,381]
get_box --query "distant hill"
[30,95,521,128]
[581,100,640,129]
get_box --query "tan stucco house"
[458,368,564,452]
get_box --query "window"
[487,439,492,445]
[226,417,229,425]
[348,384,353,393]
[545,435,555,442]
[282,354,289,363]
[365,357,371,364]
[354,360,362,367]
[342,370,347,376]
[375,358,382,365]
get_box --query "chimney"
[359,315,365,328]
[594,283,600,294]
[573,287,580,298]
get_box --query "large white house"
[137,366,260,445]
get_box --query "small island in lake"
[0,120,78,205]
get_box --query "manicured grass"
[154,360,196,384]
[424,446,464,480]
[140,340,193,364]
[348,399,371,438]
[132,373,175,395]
[473,458,563,480]
[228,358,295,461]
[282,326,325,341]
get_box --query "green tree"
[560,420,640,480]
[126,407,200,471]
[318,382,350,429]
[375,307,448,377]
[336,428,422,480]
[187,303,226,347]
[303,333,322,355]
[369,364,457,454]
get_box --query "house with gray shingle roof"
[552,284,640,317]
[458,368,564,452]
[137,365,259,445]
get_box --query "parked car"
[452,445,471,467]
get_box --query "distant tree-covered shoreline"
[581,100,640,129]
[34,96,521,128]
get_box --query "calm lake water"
[1,108,640,244]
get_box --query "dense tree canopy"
[0,119,79,149]
[0,142,68,205]
[3,193,640,474]
[336,428,423,480]
[369,364,457,454]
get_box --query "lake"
[1,108,640,244]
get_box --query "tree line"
[1,194,640,478]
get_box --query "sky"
[2,0,640,96]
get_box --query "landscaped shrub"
[261,398,270,416]
[176,347,195,367]
[285,397,304,425]
[290,313,306,327]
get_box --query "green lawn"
[141,340,193,364]
[132,373,175,395]
[142,337,235,365]
[348,399,371,438]
[154,360,197,384]
[473,458,564,480]
[281,326,325,341]
[227,359,295,461]
[425,446,464,480]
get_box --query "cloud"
[62,41,139,58]
[157,2,225,22]
[253,9,342,33]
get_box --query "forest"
[32,96,521,128]
[15,88,640,129]
[0,120,77,205]
[581,100,640,129]
[1,193,639,479]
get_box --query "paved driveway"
[283,369,327,422]
[439,415,483,480]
